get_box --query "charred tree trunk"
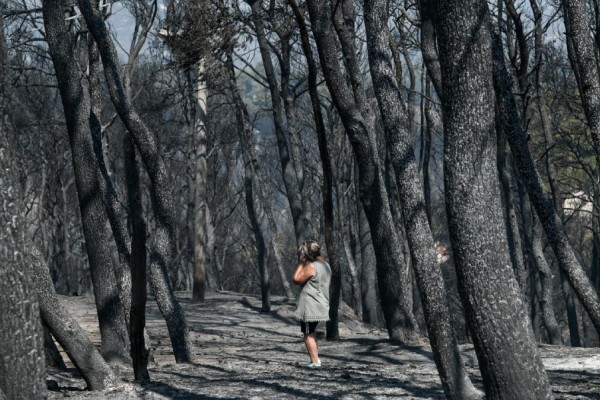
[427,0,551,397]
[30,250,116,390]
[531,213,562,345]
[363,1,478,397]
[306,0,418,341]
[226,50,270,313]
[529,0,571,346]
[78,0,192,362]
[490,15,600,338]
[259,191,294,300]
[358,202,382,327]
[287,0,340,339]
[88,19,133,334]
[43,322,67,370]
[562,0,600,170]
[335,178,362,318]
[43,0,130,363]
[277,25,315,238]
[419,2,442,96]
[497,130,527,294]
[422,77,434,227]
[0,267,46,400]
[125,136,150,381]
[247,0,307,244]
[1,24,67,393]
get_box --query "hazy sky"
[105,0,163,59]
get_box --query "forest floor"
[46,291,600,399]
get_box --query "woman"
[292,240,332,368]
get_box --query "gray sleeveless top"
[294,261,332,322]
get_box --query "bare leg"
[304,332,319,363]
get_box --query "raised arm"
[292,259,315,285]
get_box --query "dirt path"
[47,292,600,399]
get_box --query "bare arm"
[292,259,315,285]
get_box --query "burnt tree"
[42,0,130,363]
[363,0,479,397]
[78,0,192,362]
[425,0,552,397]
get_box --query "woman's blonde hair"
[298,240,321,262]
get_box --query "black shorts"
[300,321,318,334]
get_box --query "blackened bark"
[42,0,129,363]
[287,0,340,339]
[43,322,67,370]
[427,0,551,397]
[0,267,46,400]
[331,0,370,122]
[398,19,416,133]
[490,16,600,337]
[277,27,314,238]
[247,0,307,244]
[259,189,294,300]
[562,0,600,170]
[419,0,442,96]
[357,204,381,327]
[88,22,133,335]
[2,21,75,391]
[3,13,111,390]
[226,51,270,313]
[497,132,527,293]
[78,0,192,362]
[529,0,572,345]
[422,78,434,226]
[335,178,362,318]
[29,250,116,390]
[563,17,600,336]
[125,137,150,381]
[531,213,562,345]
[306,0,418,341]
[363,2,478,397]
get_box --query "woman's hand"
[292,260,315,285]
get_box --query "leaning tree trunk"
[43,322,67,370]
[78,0,192,362]
[529,0,569,346]
[426,0,552,397]
[287,0,340,339]
[531,212,562,345]
[29,249,116,390]
[497,130,527,294]
[562,0,600,171]
[363,1,479,397]
[247,0,308,244]
[88,20,133,332]
[43,0,130,363]
[560,2,600,334]
[278,25,315,238]
[306,0,418,342]
[490,16,600,337]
